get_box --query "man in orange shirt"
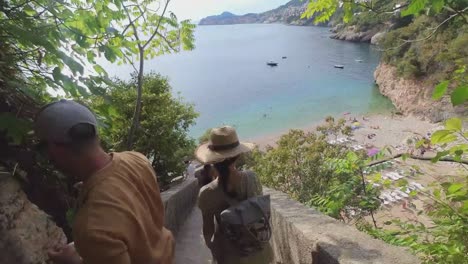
[34,100,174,264]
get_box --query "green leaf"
[432,80,449,100]
[343,2,353,23]
[415,139,425,148]
[401,153,409,161]
[431,0,445,13]
[431,130,457,144]
[445,118,462,132]
[383,179,392,188]
[431,150,450,162]
[52,67,62,82]
[402,0,428,16]
[0,113,32,144]
[462,201,468,213]
[93,65,107,76]
[396,179,409,187]
[447,183,463,194]
[451,85,468,106]
[58,51,84,75]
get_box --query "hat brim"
[195,142,255,164]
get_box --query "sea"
[102,24,395,140]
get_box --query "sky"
[168,0,290,21]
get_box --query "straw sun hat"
[195,126,255,164]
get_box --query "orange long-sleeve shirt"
[73,151,174,264]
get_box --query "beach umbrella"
[367,148,380,157]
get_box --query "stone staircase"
[165,177,420,264]
[0,170,420,264]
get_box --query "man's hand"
[48,242,82,264]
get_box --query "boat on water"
[267,61,278,66]
[282,56,287,59]
[334,64,344,69]
[355,59,363,63]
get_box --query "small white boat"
[334,64,344,69]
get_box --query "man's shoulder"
[117,151,150,163]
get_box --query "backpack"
[219,173,272,257]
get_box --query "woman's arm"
[198,187,215,249]
[201,210,215,249]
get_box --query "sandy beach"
[251,113,440,150]
[250,113,466,229]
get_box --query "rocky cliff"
[199,0,313,26]
[0,170,66,264]
[330,24,386,44]
[374,63,465,122]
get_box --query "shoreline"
[249,113,439,150]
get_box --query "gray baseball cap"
[34,99,98,143]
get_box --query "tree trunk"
[127,48,145,149]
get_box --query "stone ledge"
[0,172,66,264]
[264,187,420,264]
[162,177,199,237]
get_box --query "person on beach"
[35,100,174,264]
[196,126,273,264]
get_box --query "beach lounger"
[337,137,348,143]
[384,172,399,181]
[379,195,391,205]
[406,185,418,192]
[395,189,409,198]
[388,172,404,179]
[352,145,364,151]
[383,193,397,203]
[410,182,425,190]
[390,192,404,200]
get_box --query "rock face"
[199,0,313,26]
[330,25,384,43]
[374,63,465,122]
[0,171,67,264]
[371,32,386,45]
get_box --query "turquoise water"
[103,24,394,139]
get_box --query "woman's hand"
[48,242,82,264]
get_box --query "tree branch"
[122,4,141,48]
[342,0,408,15]
[155,31,178,52]
[122,52,138,73]
[376,8,468,52]
[142,0,171,49]
[121,10,147,36]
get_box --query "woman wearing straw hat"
[196,126,273,264]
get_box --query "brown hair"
[213,156,239,198]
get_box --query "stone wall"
[0,169,67,264]
[264,187,420,264]
[162,177,199,237]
